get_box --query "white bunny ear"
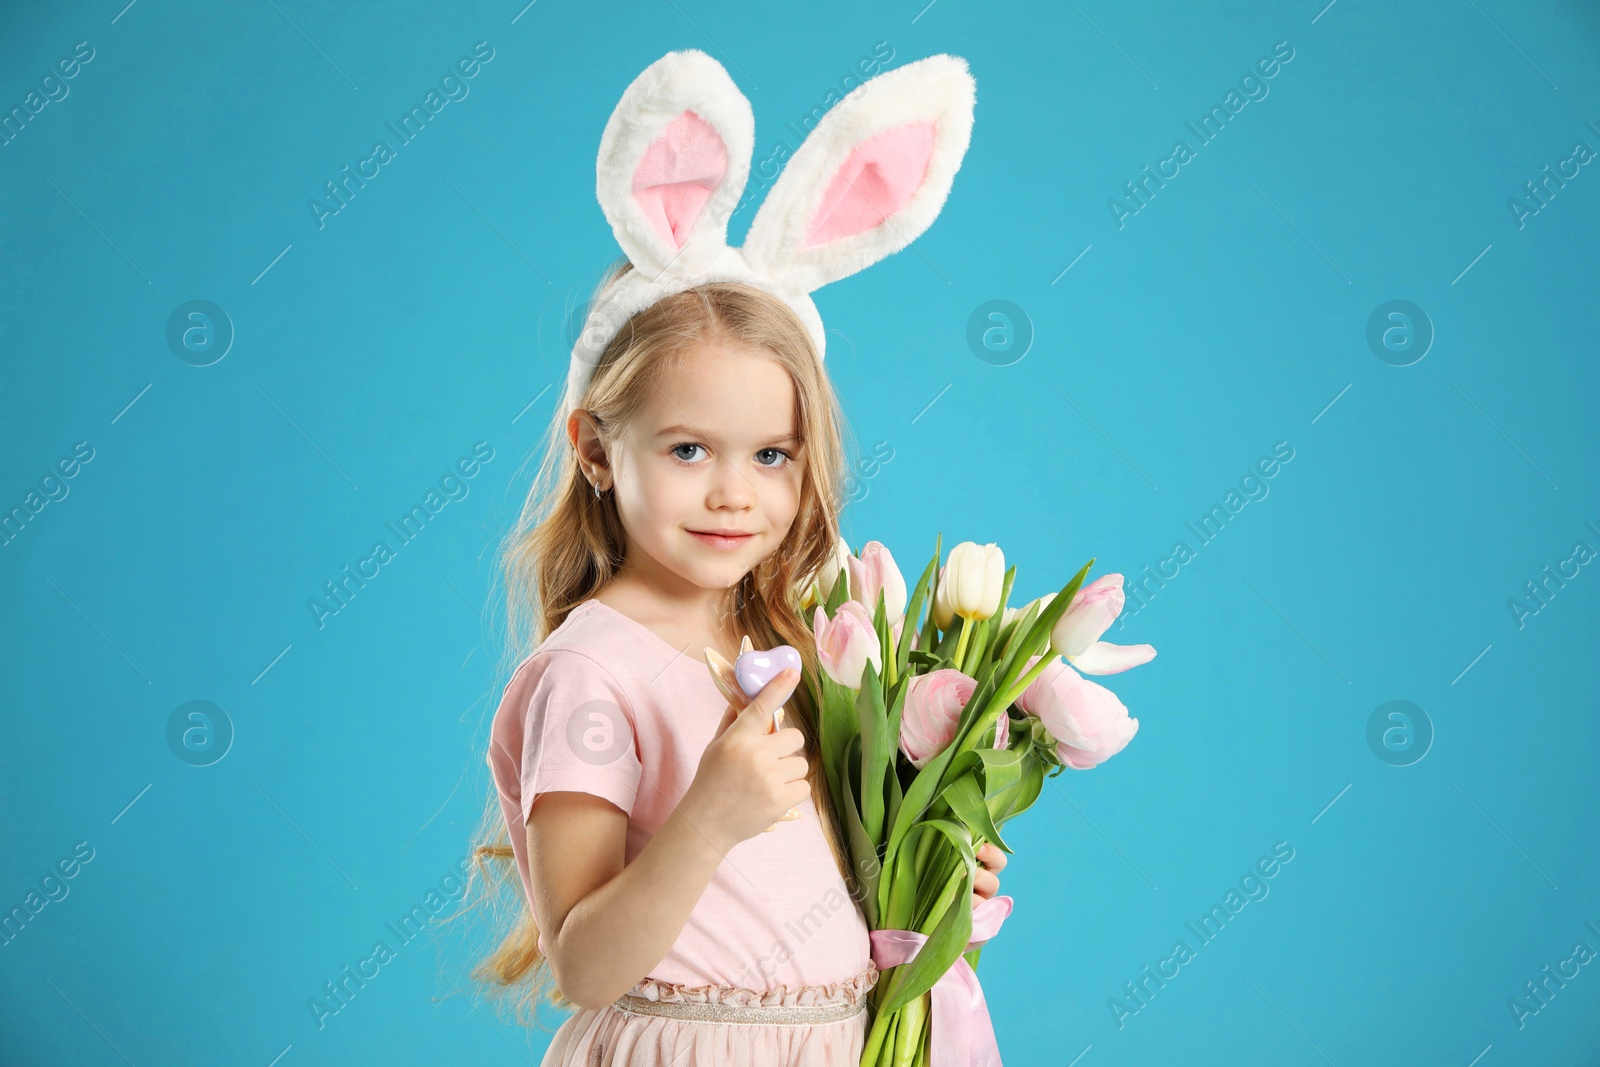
[741,55,975,294]
[595,50,754,278]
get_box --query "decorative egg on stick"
[703,637,804,831]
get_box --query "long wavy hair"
[454,258,858,1029]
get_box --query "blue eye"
[671,443,793,469]
[671,443,707,463]
[756,448,793,469]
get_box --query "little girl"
[466,48,998,1066]
[471,261,1005,1065]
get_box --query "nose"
[705,456,755,511]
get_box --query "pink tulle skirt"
[538,963,880,1066]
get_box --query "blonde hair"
[453,258,858,1028]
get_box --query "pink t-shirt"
[486,598,870,991]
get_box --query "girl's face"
[577,340,806,602]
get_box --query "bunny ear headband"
[564,48,977,417]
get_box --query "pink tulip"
[1015,655,1139,769]
[813,601,882,689]
[901,669,977,768]
[847,541,907,626]
[994,708,1011,750]
[1051,574,1156,675]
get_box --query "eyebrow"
[654,424,800,447]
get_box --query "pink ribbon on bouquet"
[868,894,1014,1067]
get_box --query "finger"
[775,754,810,783]
[736,669,799,732]
[711,697,744,740]
[977,842,1008,872]
[767,726,806,759]
[974,868,999,898]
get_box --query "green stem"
[952,616,974,670]
[997,643,1057,709]
[914,1005,932,1067]
[937,642,1059,793]
[923,856,967,929]
[863,1003,894,1065]
[882,606,899,691]
[912,820,936,877]
[891,992,927,1067]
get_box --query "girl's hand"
[972,841,1007,909]
[680,668,809,854]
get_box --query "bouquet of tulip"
[798,536,1155,1067]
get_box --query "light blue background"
[3,0,1598,1064]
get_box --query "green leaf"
[858,658,892,844]
[975,748,1025,835]
[874,818,977,1015]
[993,566,1017,627]
[881,720,969,910]
[837,734,881,928]
[996,599,1042,665]
[882,656,1012,887]
[917,534,944,661]
[825,552,852,613]
[991,559,1094,705]
[885,738,904,846]
[883,677,906,831]
[924,559,1097,801]
[940,772,1009,853]
[899,548,938,679]
[816,673,859,828]
[999,755,1047,825]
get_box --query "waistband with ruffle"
[611,962,879,1026]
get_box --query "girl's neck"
[592,575,744,663]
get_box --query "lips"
[688,529,755,550]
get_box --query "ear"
[741,54,975,293]
[595,50,754,278]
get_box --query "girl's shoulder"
[503,599,632,693]
[491,601,638,743]
[497,598,680,713]
[491,597,717,744]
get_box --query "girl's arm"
[526,791,726,1011]
[526,669,807,1011]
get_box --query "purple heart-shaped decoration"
[734,645,803,699]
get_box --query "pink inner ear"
[632,110,728,251]
[803,121,937,248]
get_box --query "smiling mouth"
[688,530,756,550]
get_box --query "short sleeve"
[518,648,643,825]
